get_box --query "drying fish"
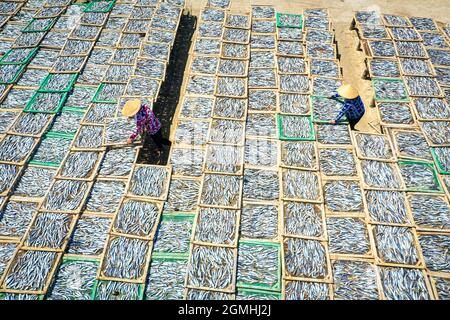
[319,148,356,176]
[241,203,278,240]
[86,180,126,213]
[4,250,57,291]
[95,281,142,300]
[409,194,450,230]
[368,40,396,57]
[366,190,410,224]
[355,133,393,160]
[418,234,450,273]
[9,113,52,136]
[17,68,48,87]
[88,48,114,65]
[207,0,230,9]
[285,281,329,300]
[393,130,432,160]
[0,242,17,278]
[13,31,45,47]
[216,77,246,97]
[0,135,35,163]
[187,289,234,300]
[198,22,223,39]
[280,115,313,139]
[317,124,351,145]
[252,6,274,19]
[145,259,187,300]
[77,65,108,86]
[285,238,327,279]
[433,277,450,300]
[225,14,249,28]
[383,14,410,26]
[0,112,18,134]
[251,35,276,50]
[155,2,181,19]
[433,147,450,172]
[362,160,403,189]
[250,51,275,68]
[281,141,317,169]
[75,125,104,149]
[60,151,101,179]
[193,38,221,55]
[2,48,36,64]
[248,89,279,112]
[324,180,363,212]
[0,163,19,193]
[187,245,234,290]
[29,49,59,69]
[409,17,437,31]
[279,75,309,93]
[191,56,218,75]
[153,216,192,253]
[243,168,279,201]
[52,111,83,134]
[278,13,303,28]
[278,57,306,74]
[399,162,439,191]
[213,97,246,119]
[380,267,430,300]
[206,144,242,174]
[14,166,56,198]
[390,27,421,41]
[284,201,323,238]
[305,8,328,16]
[186,75,215,95]
[244,138,278,167]
[62,40,94,56]
[369,59,400,77]
[236,291,278,300]
[277,27,303,41]
[378,102,414,125]
[435,67,450,87]
[312,97,344,122]
[200,174,241,207]
[312,77,341,97]
[405,76,441,96]
[163,178,201,212]
[249,69,276,88]
[252,20,275,33]
[0,201,37,238]
[180,97,213,119]
[135,58,166,80]
[129,166,169,199]
[310,59,339,78]
[278,41,304,56]
[32,136,71,164]
[43,179,89,211]
[98,147,136,178]
[333,260,379,300]
[237,243,279,287]
[373,79,408,101]
[374,225,419,265]
[24,212,72,249]
[222,43,248,59]
[360,24,388,39]
[71,25,101,40]
[395,41,427,58]
[140,43,168,62]
[304,16,330,30]
[112,48,139,65]
[104,117,135,146]
[170,147,205,177]
[151,16,177,32]
[218,59,247,77]
[114,199,159,238]
[104,65,134,83]
[282,169,320,201]
[47,260,97,300]
[126,77,160,97]
[326,217,370,255]
[279,94,309,114]
[1,88,34,110]
[67,215,111,256]
[27,92,66,113]
[102,236,150,280]
[0,64,23,84]
[420,32,449,49]
[52,56,86,73]
[209,119,244,145]
[420,121,450,145]
[195,208,237,245]
[174,120,209,145]
[146,30,176,46]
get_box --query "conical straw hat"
[337,84,359,99]
[122,99,141,117]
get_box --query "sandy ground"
[178,0,450,134]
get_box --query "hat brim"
[122,100,141,117]
[337,87,359,99]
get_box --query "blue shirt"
[332,94,365,122]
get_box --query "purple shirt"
[129,104,161,142]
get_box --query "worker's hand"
[327,96,334,99]
[127,138,132,144]
[329,120,336,125]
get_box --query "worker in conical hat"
[328,84,365,131]
[123,99,171,156]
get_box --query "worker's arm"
[329,93,345,105]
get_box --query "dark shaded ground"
[137,13,197,165]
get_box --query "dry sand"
[180,0,450,133]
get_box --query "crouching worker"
[123,99,171,155]
[328,84,365,131]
